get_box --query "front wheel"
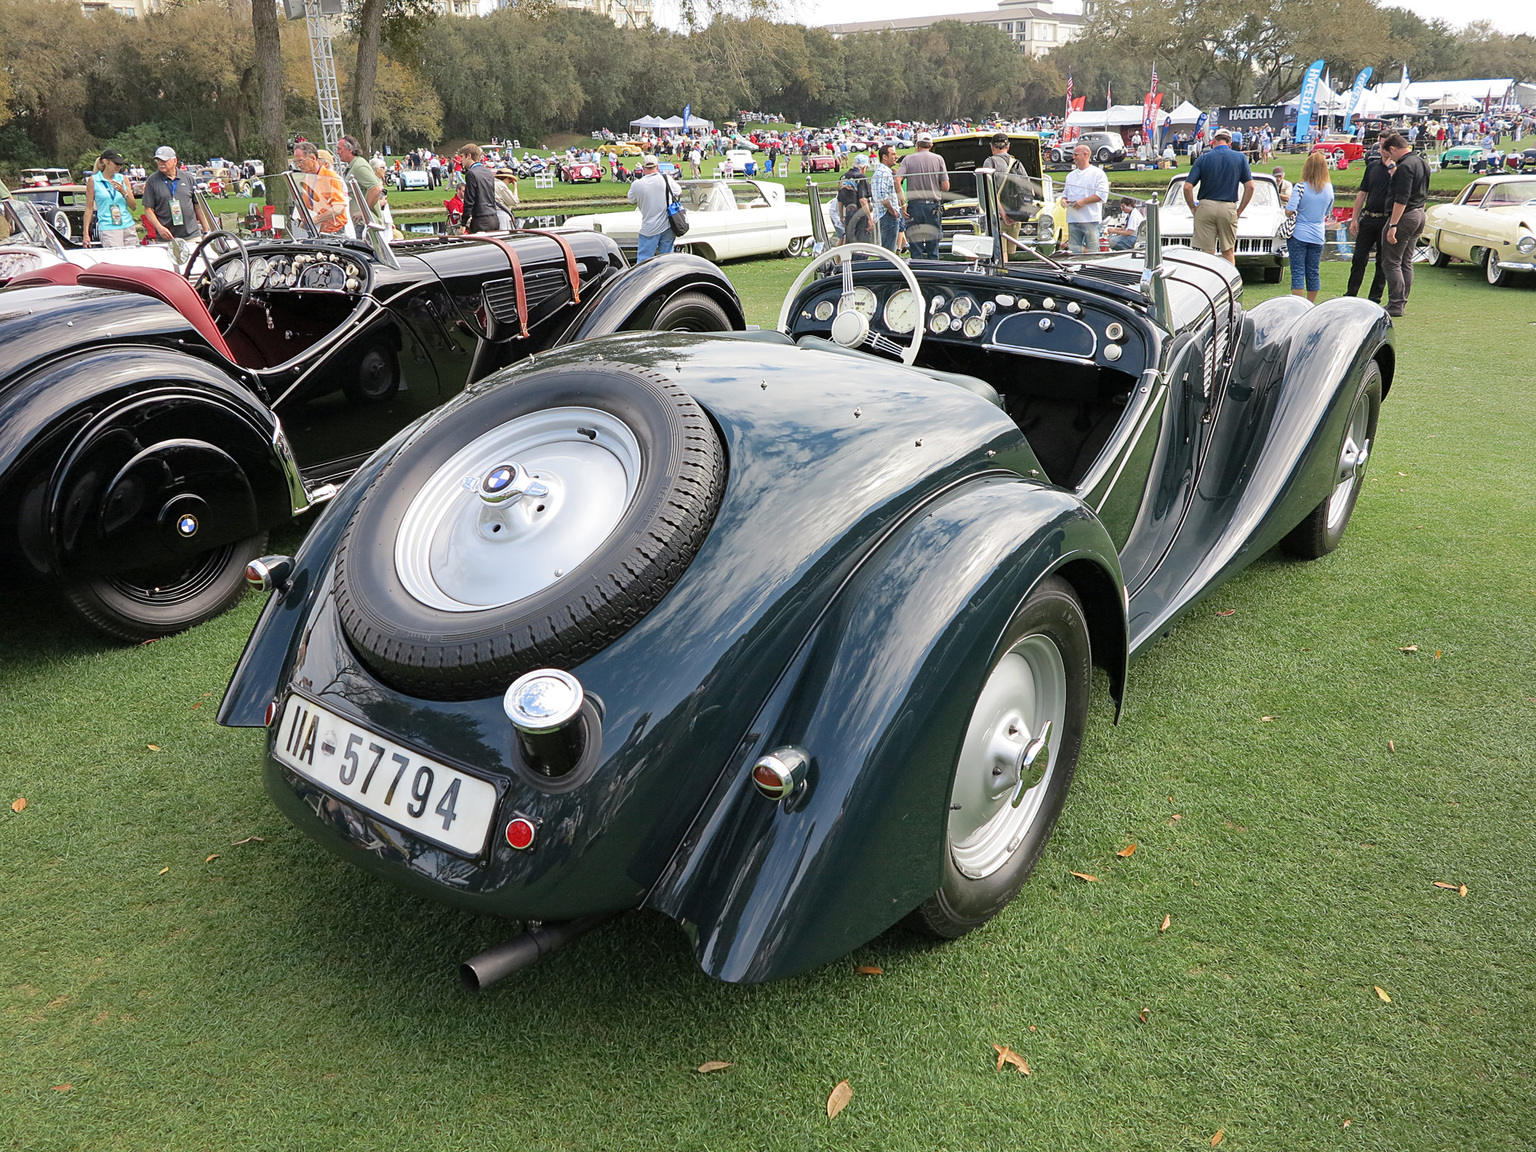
[63,531,268,642]
[1096,147,1112,164]
[1281,360,1382,559]
[786,235,808,257]
[909,576,1091,939]
[1484,248,1510,286]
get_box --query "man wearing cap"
[337,135,382,214]
[896,131,949,259]
[142,146,212,264]
[85,150,138,248]
[627,155,679,263]
[1182,127,1254,264]
[837,155,873,246]
[981,132,1036,253]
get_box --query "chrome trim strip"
[271,418,310,516]
[1092,383,1167,514]
[981,342,1097,368]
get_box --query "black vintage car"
[0,174,743,640]
[220,179,1394,986]
[11,183,89,241]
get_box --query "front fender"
[554,253,744,342]
[646,478,1125,983]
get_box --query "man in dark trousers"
[1344,150,1394,304]
[457,144,498,234]
[1377,131,1431,317]
[896,131,949,259]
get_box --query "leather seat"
[76,266,236,362]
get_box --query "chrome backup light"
[504,669,587,778]
[245,554,295,593]
[751,746,810,801]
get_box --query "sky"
[651,0,1536,37]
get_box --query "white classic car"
[563,178,832,262]
[1156,173,1287,282]
[0,193,177,286]
[1423,173,1536,286]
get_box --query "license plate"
[272,695,499,857]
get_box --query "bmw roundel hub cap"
[176,514,199,538]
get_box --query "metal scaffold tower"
[300,0,346,153]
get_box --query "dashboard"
[215,248,369,295]
[791,277,1147,375]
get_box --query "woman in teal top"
[85,149,138,248]
[1284,151,1334,302]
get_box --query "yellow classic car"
[1423,174,1536,287]
[596,142,645,157]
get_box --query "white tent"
[1064,103,1161,129]
[1349,90,1416,117]
[629,115,665,129]
[1385,78,1512,107]
[1164,100,1203,125]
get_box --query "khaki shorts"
[1193,199,1239,254]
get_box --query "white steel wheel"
[394,407,642,612]
[948,634,1068,880]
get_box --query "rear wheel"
[52,210,71,239]
[63,531,267,641]
[1282,360,1381,559]
[1096,147,1112,164]
[647,290,732,332]
[786,235,809,257]
[909,577,1091,939]
[1425,234,1451,267]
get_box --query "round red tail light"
[505,817,537,851]
[264,700,280,726]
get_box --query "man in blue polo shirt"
[1181,127,1255,265]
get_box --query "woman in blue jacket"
[1285,151,1335,302]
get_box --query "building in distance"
[822,0,1085,57]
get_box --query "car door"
[1440,182,1490,259]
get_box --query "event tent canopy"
[1064,103,1165,129]
[1384,78,1512,107]
[629,114,715,131]
[1163,100,1202,125]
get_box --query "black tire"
[1263,266,1283,283]
[909,576,1092,939]
[63,531,267,642]
[647,290,733,332]
[1281,360,1382,560]
[333,363,726,699]
[1096,147,1112,164]
[343,343,401,404]
[1426,234,1451,267]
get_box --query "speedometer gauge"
[249,257,269,290]
[850,286,878,318]
[883,289,918,334]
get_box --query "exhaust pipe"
[459,912,619,991]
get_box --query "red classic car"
[1311,134,1366,168]
[558,160,604,184]
[804,153,842,173]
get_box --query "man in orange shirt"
[293,141,348,234]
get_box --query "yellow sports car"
[1423,174,1536,286]
[597,142,644,157]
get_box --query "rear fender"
[1127,296,1394,650]
[646,478,1125,983]
[0,346,293,585]
[553,253,745,341]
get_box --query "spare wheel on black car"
[333,362,727,699]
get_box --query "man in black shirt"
[1378,131,1431,317]
[1345,152,1394,303]
[141,145,213,266]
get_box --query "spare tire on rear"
[333,362,726,699]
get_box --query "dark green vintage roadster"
[220,182,1394,986]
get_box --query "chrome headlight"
[1518,236,1536,255]
[1037,219,1053,240]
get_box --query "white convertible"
[1156,172,1288,282]
[563,178,830,262]
[0,193,177,286]
[1423,173,1536,287]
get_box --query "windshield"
[1480,180,1536,206]
[0,196,60,249]
[289,167,350,238]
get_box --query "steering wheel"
[183,229,251,337]
[776,242,925,366]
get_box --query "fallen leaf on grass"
[146,744,162,752]
[1260,716,1274,722]
[1399,645,1418,653]
[191,702,202,710]
[992,1044,1030,1075]
[1069,871,1099,882]
[1169,813,1182,823]
[855,965,882,975]
[1432,881,1460,891]
[1215,609,1236,617]
[696,1061,733,1074]
[1388,740,1396,752]
[1138,1007,1150,1023]
[1396,471,1407,477]
[157,867,169,875]
[1342,1119,1352,1128]
[1117,843,1137,858]
[1434,650,1441,659]
[204,854,219,863]
[1374,986,1392,1003]
[11,797,26,813]
[51,1084,72,1093]
[1160,914,1171,932]
[827,1079,852,1119]
[1211,1129,1225,1146]
[1459,884,1468,897]
[231,836,265,846]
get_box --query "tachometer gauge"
[249,257,268,290]
[929,312,951,335]
[883,289,918,334]
[950,295,973,318]
[814,300,835,321]
[850,286,878,318]
[963,315,986,339]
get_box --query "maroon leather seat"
[76,265,236,362]
[9,262,83,288]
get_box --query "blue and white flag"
[1396,64,1410,102]
[1345,66,1373,124]
[683,103,691,133]
[1295,59,1327,145]
[1194,111,1209,139]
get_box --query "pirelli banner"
[1217,106,1287,132]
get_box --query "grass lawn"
[2,253,1534,1150]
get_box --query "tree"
[252,0,287,185]
[349,0,435,151]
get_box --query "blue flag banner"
[1194,111,1209,140]
[1345,67,1373,125]
[683,103,691,133]
[1295,59,1327,145]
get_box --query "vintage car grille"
[482,268,572,326]
[1236,238,1273,254]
